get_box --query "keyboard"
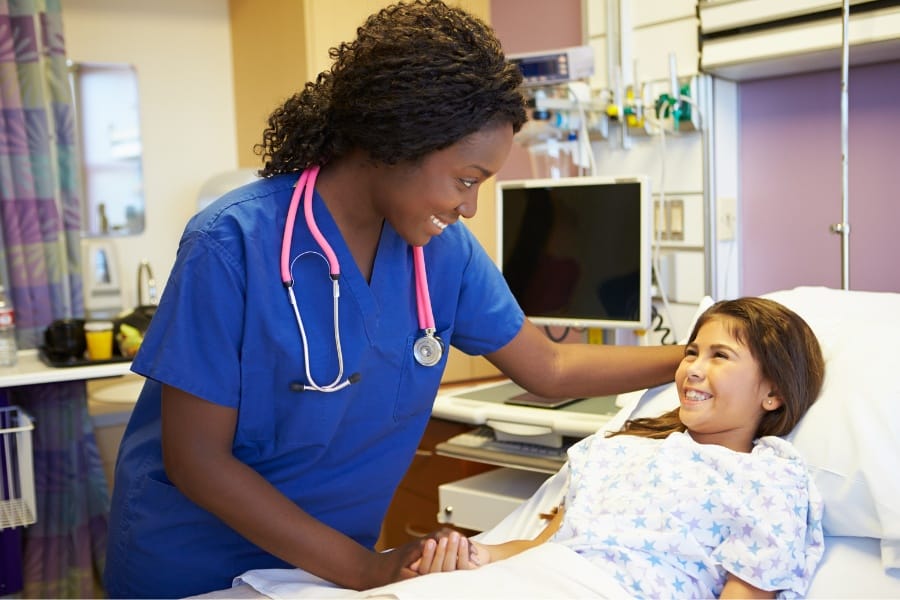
[435,426,573,474]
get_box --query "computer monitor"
[496,175,652,331]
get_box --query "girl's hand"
[409,530,490,574]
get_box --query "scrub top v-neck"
[104,172,525,598]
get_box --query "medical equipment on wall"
[279,166,443,393]
[510,46,704,180]
[509,46,603,179]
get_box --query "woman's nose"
[456,197,477,219]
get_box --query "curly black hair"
[255,0,527,176]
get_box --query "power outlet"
[717,196,737,241]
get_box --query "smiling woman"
[101,2,685,598]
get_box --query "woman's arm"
[487,320,684,399]
[161,385,424,590]
[720,573,776,599]
[411,506,566,574]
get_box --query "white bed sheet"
[198,468,900,599]
[195,287,900,599]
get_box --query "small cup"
[84,320,115,361]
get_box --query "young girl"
[414,297,826,599]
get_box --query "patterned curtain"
[1,0,108,597]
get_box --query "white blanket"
[235,544,629,599]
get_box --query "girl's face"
[675,316,781,452]
[371,121,514,247]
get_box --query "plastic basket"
[0,405,36,530]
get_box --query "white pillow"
[766,287,900,572]
[610,287,900,572]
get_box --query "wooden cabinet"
[376,418,495,551]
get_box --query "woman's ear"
[763,390,783,411]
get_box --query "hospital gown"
[553,431,824,599]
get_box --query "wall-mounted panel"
[700,0,900,80]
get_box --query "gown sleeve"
[713,437,825,598]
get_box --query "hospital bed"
[198,287,900,598]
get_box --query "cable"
[642,109,680,343]
[544,325,571,343]
[566,83,598,176]
[650,305,675,345]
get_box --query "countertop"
[0,349,133,388]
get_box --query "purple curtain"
[1,0,107,597]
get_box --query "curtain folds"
[1,0,108,597]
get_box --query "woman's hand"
[357,538,428,587]
[409,529,491,574]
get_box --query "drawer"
[438,468,549,532]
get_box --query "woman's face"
[675,316,780,452]
[372,121,514,247]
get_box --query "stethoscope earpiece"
[282,168,441,394]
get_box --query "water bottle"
[0,284,18,367]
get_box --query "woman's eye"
[684,348,697,357]
[460,179,476,189]
[714,351,729,359]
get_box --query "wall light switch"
[717,196,737,241]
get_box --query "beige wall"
[229,0,307,167]
[62,0,239,308]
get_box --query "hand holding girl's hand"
[357,538,425,588]
[408,529,491,574]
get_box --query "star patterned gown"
[552,431,824,599]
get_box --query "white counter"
[0,349,132,388]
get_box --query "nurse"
[104,1,684,598]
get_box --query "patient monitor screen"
[498,177,650,330]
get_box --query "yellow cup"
[84,321,114,360]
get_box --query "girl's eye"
[460,179,476,189]
[714,351,729,359]
[684,347,698,357]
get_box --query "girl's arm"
[411,506,565,574]
[161,385,424,590]
[720,573,776,599]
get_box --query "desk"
[427,379,621,533]
[0,349,132,388]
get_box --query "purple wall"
[740,61,900,294]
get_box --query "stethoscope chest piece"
[413,330,444,367]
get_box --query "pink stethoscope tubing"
[280,167,442,392]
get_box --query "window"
[69,62,145,236]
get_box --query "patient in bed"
[413,297,826,599]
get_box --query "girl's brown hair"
[609,297,825,440]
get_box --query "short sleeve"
[445,224,525,356]
[131,230,245,407]
[714,438,825,598]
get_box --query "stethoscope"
[279,165,444,393]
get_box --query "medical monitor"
[496,175,652,331]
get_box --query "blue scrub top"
[104,173,525,598]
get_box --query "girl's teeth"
[686,390,710,401]
[430,216,448,231]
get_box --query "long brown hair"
[609,297,825,440]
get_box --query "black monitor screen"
[497,176,651,330]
